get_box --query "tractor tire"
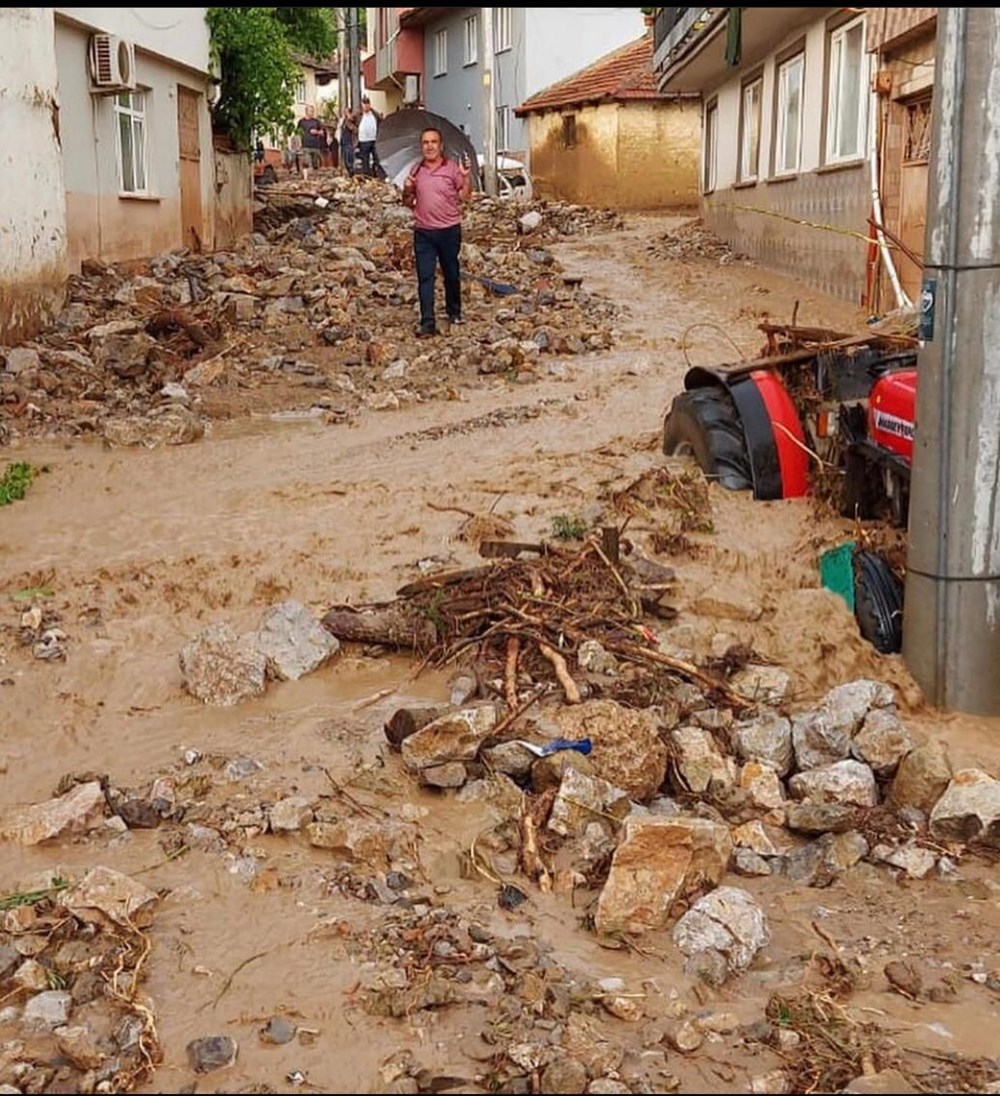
[853,548,903,654]
[662,386,753,491]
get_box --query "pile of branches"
[322,533,752,710]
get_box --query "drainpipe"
[867,52,911,310]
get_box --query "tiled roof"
[515,32,662,116]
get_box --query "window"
[434,28,447,76]
[114,90,148,194]
[464,14,479,65]
[904,94,932,162]
[494,8,512,52]
[495,105,510,152]
[562,114,576,149]
[826,15,866,162]
[703,99,718,192]
[739,77,762,182]
[775,53,804,175]
[295,78,306,104]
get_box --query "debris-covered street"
[3,174,1000,1095]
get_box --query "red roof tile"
[515,32,664,116]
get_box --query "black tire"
[256,165,277,186]
[662,386,753,491]
[853,549,903,654]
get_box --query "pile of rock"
[0,179,624,446]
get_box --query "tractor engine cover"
[868,369,917,462]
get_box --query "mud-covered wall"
[212,148,253,250]
[1,8,69,343]
[525,100,700,210]
[704,163,870,303]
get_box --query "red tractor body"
[868,369,917,461]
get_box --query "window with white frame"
[434,28,447,76]
[295,77,307,103]
[114,90,148,194]
[703,99,718,193]
[495,105,510,152]
[494,8,512,52]
[464,14,479,65]
[739,77,762,182]
[775,53,804,175]
[826,14,867,162]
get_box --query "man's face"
[305,105,315,118]
[362,101,371,112]
[421,133,442,158]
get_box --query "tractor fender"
[682,367,809,501]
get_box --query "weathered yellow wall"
[526,100,700,210]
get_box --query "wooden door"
[897,93,932,304]
[177,86,203,251]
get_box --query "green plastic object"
[820,540,856,613]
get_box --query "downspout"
[868,51,912,309]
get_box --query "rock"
[884,958,922,998]
[62,865,159,928]
[268,796,314,832]
[305,817,415,868]
[784,801,860,834]
[22,990,72,1031]
[179,622,268,707]
[888,740,952,813]
[730,665,791,704]
[548,768,631,838]
[187,1034,238,1073]
[531,748,595,792]
[781,831,869,886]
[792,709,852,770]
[670,726,737,796]
[731,819,795,856]
[672,886,770,976]
[738,762,786,811]
[577,639,619,676]
[851,708,914,775]
[421,761,468,788]
[873,842,937,878]
[788,759,878,807]
[55,1024,106,1069]
[660,1019,702,1052]
[400,704,498,771]
[102,406,205,447]
[929,768,1000,847]
[594,816,732,936]
[843,1070,919,1094]
[731,713,794,776]
[555,699,667,800]
[254,599,340,681]
[1,780,107,845]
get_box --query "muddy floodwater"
[3,209,1000,1095]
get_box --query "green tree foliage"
[206,7,337,151]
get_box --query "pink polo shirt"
[411,158,466,230]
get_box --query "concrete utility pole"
[348,6,362,109]
[337,8,347,110]
[903,7,1000,714]
[480,6,498,196]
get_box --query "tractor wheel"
[853,548,903,654]
[662,386,753,491]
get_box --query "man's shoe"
[447,315,464,326]
[416,323,438,338]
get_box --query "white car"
[476,154,533,200]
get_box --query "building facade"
[365,7,646,165]
[653,7,880,303]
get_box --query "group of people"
[282,98,384,180]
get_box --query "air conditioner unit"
[88,34,137,93]
[403,74,420,105]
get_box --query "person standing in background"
[338,105,358,177]
[296,103,325,181]
[357,95,383,178]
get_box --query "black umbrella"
[376,108,482,192]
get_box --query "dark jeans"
[358,140,381,177]
[414,225,462,328]
[340,141,355,175]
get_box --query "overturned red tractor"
[662,322,919,652]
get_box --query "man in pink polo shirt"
[402,127,473,337]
